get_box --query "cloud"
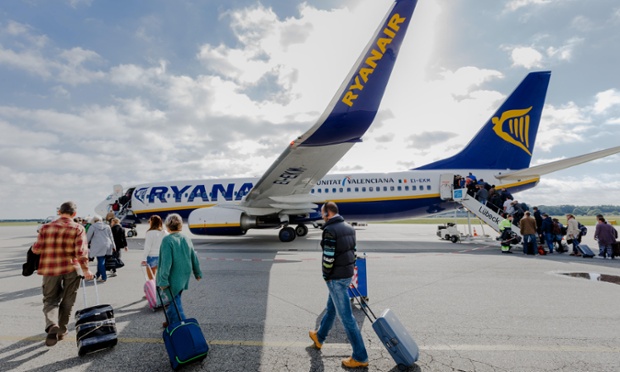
[510,47,544,68]
[593,89,620,115]
[406,131,459,150]
[504,0,554,12]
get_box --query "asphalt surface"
[1,222,619,372]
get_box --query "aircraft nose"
[94,194,113,216]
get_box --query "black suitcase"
[612,242,620,258]
[75,279,118,356]
[576,244,595,258]
[350,286,419,370]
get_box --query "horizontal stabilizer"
[496,145,620,180]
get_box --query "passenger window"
[311,189,315,193]
[383,187,387,191]
[355,187,359,192]
[339,188,343,193]
[325,188,329,193]
[397,186,402,191]
[427,185,431,190]
[318,189,322,193]
[390,186,395,191]
[405,186,409,191]
[362,187,366,192]
[369,187,374,192]
[332,188,337,193]
[347,188,351,192]
[412,186,417,191]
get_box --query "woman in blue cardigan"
[157,213,202,326]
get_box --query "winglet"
[298,0,418,147]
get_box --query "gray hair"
[164,213,183,231]
[58,201,77,215]
[91,215,102,223]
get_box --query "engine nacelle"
[188,206,282,236]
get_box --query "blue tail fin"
[300,0,418,147]
[415,71,551,170]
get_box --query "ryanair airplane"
[95,0,620,242]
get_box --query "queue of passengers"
[453,174,618,258]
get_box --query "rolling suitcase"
[348,254,368,300]
[576,244,595,258]
[350,286,419,370]
[75,278,118,356]
[143,264,165,310]
[158,288,209,370]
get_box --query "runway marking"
[203,256,411,263]
[3,336,619,353]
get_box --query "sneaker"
[342,357,369,368]
[97,279,106,283]
[45,325,59,347]
[309,330,322,349]
[109,273,117,277]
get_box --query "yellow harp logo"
[491,107,533,156]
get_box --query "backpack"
[520,202,529,211]
[578,222,587,236]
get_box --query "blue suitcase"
[350,286,419,370]
[576,244,595,258]
[159,289,209,370]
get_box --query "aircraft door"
[439,173,454,200]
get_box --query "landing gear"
[126,229,138,238]
[295,224,308,237]
[278,227,296,242]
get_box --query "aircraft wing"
[495,145,620,180]
[241,0,418,210]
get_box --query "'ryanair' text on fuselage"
[134,183,254,204]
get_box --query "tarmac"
[1,222,619,372]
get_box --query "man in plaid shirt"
[33,201,94,347]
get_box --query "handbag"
[105,256,125,270]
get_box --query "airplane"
[95,2,620,243]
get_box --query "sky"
[1,0,620,219]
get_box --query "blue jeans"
[544,232,555,252]
[164,291,185,325]
[523,234,537,254]
[96,256,107,280]
[598,244,611,258]
[317,278,368,363]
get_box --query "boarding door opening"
[439,174,454,200]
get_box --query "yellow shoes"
[341,357,369,368]
[309,330,322,349]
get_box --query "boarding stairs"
[454,191,521,236]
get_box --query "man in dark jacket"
[309,202,368,369]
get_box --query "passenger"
[157,213,202,328]
[488,190,503,213]
[105,210,116,224]
[467,172,477,183]
[532,207,543,243]
[500,188,513,204]
[86,215,116,283]
[594,216,618,259]
[142,215,167,280]
[475,184,488,205]
[32,201,94,346]
[309,201,369,368]
[109,218,128,277]
[519,211,538,254]
[540,214,554,252]
[566,214,581,256]
[512,200,525,226]
[498,214,514,254]
[552,218,565,252]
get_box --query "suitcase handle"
[156,286,183,324]
[80,277,100,308]
[349,284,377,322]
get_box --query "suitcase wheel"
[397,363,408,371]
